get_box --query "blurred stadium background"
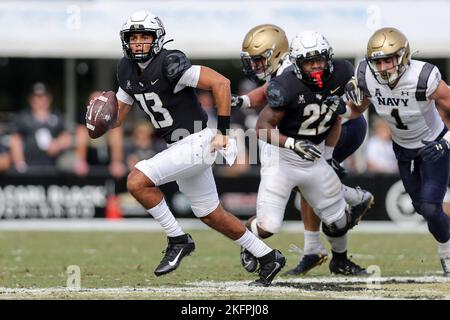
[1,0,450,299]
[2,0,449,223]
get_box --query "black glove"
[286,139,321,162]
[322,95,347,115]
[345,76,364,106]
[327,158,347,180]
[418,138,450,162]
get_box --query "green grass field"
[0,230,449,299]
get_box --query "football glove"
[418,138,450,162]
[345,76,364,106]
[327,158,347,179]
[322,95,347,115]
[285,138,321,162]
[231,94,250,109]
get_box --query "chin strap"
[310,70,324,88]
[162,39,174,46]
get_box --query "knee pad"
[256,216,281,235]
[322,222,348,238]
[418,202,442,220]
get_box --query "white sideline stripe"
[0,219,430,233]
[0,276,449,299]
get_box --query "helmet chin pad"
[310,70,324,88]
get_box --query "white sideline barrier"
[1,1,450,58]
[0,219,429,233]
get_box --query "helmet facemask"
[121,30,159,63]
[367,47,409,85]
[120,11,166,63]
[291,50,333,89]
[241,48,275,83]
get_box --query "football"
[85,91,118,139]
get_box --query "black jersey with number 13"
[117,49,208,144]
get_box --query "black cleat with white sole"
[154,234,195,277]
[329,251,367,276]
[284,253,328,276]
[249,249,286,287]
[240,246,258,273]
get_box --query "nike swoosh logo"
[151,79,159,85]
[266,262,281,280]
[330,86,341,94]
[168,248,183,266]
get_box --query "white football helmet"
[289,31,334,88]
[120,10,166,62]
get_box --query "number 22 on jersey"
[134,93,174,128]
[298,103,334,135]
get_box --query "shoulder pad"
[163,50,192,82]
[343,60,355,76]
[416,62,437,101]
[116,58,134,91]
[356,60,371,97]
[266,80,288,108]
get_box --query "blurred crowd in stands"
[4,79,442,178]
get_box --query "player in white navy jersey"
[341,27,450,276]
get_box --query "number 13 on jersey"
[135,93,174,128]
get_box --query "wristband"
[217,115,230,135]
[241,95,251,108]
[284,137,295,149]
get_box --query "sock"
[343,185,361,206]
[303,231,326,255]
[324,146,335,160]
[438,238,450,258]
[235,229,272,258]
[147,198,184,237]
[327,233,348,253]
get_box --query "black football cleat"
[249,249,286,287]
[347,189,374,229]
[440,256,450,277]
[240,247,258,273]
[284,253,328,276]
[154,234,195,277]
[329,251,367,276]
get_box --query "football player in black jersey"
[252,30,373,276]
[107,10,286,286]
[234,27,373,276]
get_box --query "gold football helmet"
[366,27,411,85]
[240,24,289,82]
